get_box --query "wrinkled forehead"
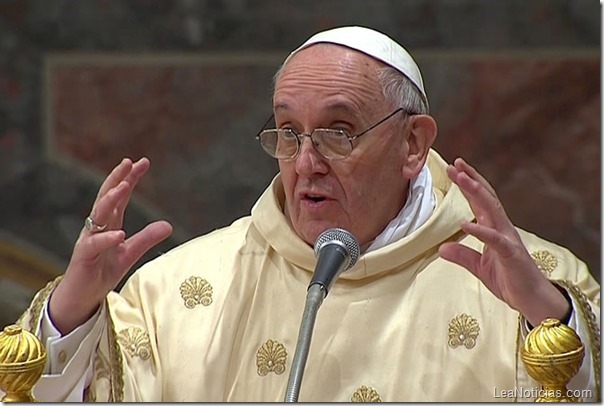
[274,44,388,115]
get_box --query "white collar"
[365,164,435,253]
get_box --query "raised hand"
[49,158,173,334]
[438,158,570,327]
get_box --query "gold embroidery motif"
[26,276,63,333]
[180,276,213,308]
[256,339,287,376]
[117,327,152,360]
[94,351,111,381]
[107,306,125,402]
[84,351,111,402]
[531,250,558,276]
[554,280,601,401]
[448,313,480,349]
[83,385,96,402]
[351,385,382,402]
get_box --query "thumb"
[439,242,482,278]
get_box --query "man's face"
[274,44,413,247]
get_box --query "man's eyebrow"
[323,102,360,116]
[273,103,290,112]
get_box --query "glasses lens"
[259,129,298,159]
[313,130,352,159]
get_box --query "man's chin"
[294,221,344,246]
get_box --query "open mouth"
[305,194,326,203]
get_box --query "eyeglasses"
[255,107,413,160]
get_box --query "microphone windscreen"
[313,228,360,271]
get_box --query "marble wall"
[0,0,600,328]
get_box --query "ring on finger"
[85,216,107,233]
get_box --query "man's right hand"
[49,157,173,335]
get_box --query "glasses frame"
[255,107,414,160]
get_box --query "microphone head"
[313,228,360,271]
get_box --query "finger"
[453,158,497,197]
[94,158,133,205]
[74,230,126,261]
[452,169,512,232]
[121,157,150,189]
[460,222,517,258]
[117,221,173,270]
[445,163,460,183]
[439,241,483,278]
[440,242,504,304]
[91,158,151,230]
[113,158,151,223]
[89,181,131,230]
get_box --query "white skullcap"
[283,26,428,108]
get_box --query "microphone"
[309,228,360,294]
[284,228,360,402]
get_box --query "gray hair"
[376,66,429,115]
[272,64,285,93]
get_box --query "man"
[9,26,599,402]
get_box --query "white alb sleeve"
[32,302,107,402]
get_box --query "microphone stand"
[284,284,325,402]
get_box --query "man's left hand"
[438,158,570,327]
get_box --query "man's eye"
[326,129,349,137]
[279,130,297,140]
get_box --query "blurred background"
[0,0,600,328]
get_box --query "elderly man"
[11,26,599,402]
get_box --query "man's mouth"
[304,194,327,203]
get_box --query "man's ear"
[402,115,438,179]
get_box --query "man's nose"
[294,136,329,176]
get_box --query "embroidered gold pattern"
[107,307,125,402]
[514,314,522,402]
[448,313,480,349]
[554,280,600,401]
[94,351,112,381]
[351,385,382,402]
[84,351,111,402]
[84,352,111,402]
[531,250,558,276]
[26,276,63,333]
[83,385,96,402]
[180,276,213,308]
[256,339,287,376]
[82,300,125,402]
[117,327,152,360]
